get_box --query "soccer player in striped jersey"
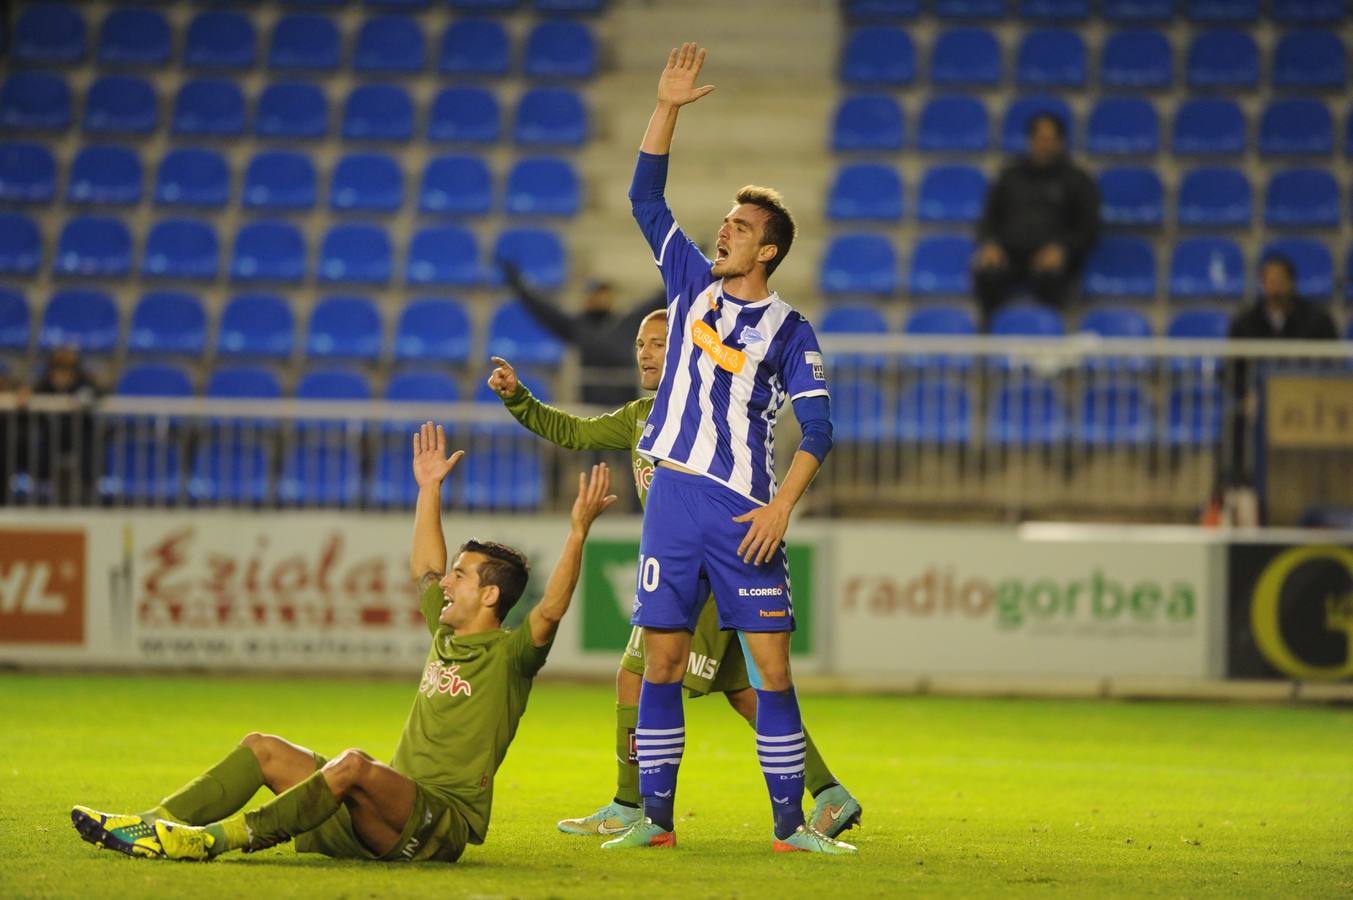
[600,43,853,854]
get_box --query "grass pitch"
[1,673,1349,898]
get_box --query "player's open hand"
[733,501,791,566]
[570,463,618,533]
[412,421,463,488]
[487,356,519,399]
[657,42,715,108]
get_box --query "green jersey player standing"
[487,309,862,839]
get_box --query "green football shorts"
[620,593,751,697]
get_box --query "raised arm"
[488,356,637,451]
[640,42,714,155]
[409,421,463,587]
[526,464,618,647]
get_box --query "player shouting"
[69,424,617,863]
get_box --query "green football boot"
[808,784,863,839]
[599,818,676,849]
[154,821,219,861]
[70,806,163,859]
[773,823,858,855]
[557,800,643,836]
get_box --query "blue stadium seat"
[1265,168,1340,227]
[307,295,383,360]
[827,163,904,221]
[897,381,973,445]
[486,302,565,366]
[1075,384,1155,446]
[206,365,284,399]
[902,304,978,372]
[280,369,371,506]
[1270,0,1344,21]
[420,155,493,215]
[331,153,403,213]
[355,15,425,73]
[1185,0,1258,20]
[820,305,888,334]
[366,0,432,6]
[15,3,86,63]
[1166,384,1223,446]
[1259,100,1333,156]
[394,298,472,363]
[217,294,295,358]
[1186,30,1258,88]
[991,303,1065,337]
[930,29,1002,86]
[83,75,155,134]
[916,96,988,152]
[429,87,500,143]
[1086,98,1159,155]
[295,367,371,401]
[54,216,131,277]
[173,79,246,136]
[1018,0,1089,19]
[319,224,393,284]
[934,0,1005,17]
[406,225,483,285]
[1,72,71,131]
[231,221,307,283]
[1177,167,1251,227]
[103,431,186,503]
[831,379,886,442]
[506,157,581,216]
[1273,30,1346,89]
[1347,249,1353,302]
[1172,98,1245,155]
[1097,167,1164,226]
[1262,238,1333,300]
[1103,0,1175,19]
[831,94,904,151]
[908,235,974,296]
[1016,29,1087,88]
[257,81,328,138]
[1168,237,1245,300]
[514,88,587,145]
[387,370,460,402]
[841,27,917,85]
[523,20,596,78]
[143,219,219,280]
[494,227,567,289]
[243,151,317,210]
[189,438,272,505]
[0,214,41,274]
[39,289,119,352]
[98,9,170,66]
[0,289,29,349]
[448,0,521,8]
[1002,96,1073,152]
[0,143,55,204]
[439,18,510,75]
[372,370,464,505]
[1168,308,1229,339]
[1079,306,1153,373]
[128,292,207,356]
[820,235,897,295]
[916,164,986,223]
[342,84,414,141]
[185,11,256,68]
[66,146,141,206]
[460,410,544,510]
[269,14,341,71]
[986,382,1069,445]
[155,148,230,208]
[845,0,922,15]
[535,0,607,11]
[1081,235,1156,299]
[1100,29,1172,89]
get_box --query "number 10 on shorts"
[637,555,661,593]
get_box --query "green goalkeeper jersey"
[389,579,553,845]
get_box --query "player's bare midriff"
[657,460,701,476]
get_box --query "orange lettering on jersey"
[691,320,745,374]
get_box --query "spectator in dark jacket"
[973,113,1100,327]
[31,346,101,501]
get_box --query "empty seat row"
[0,76,587,145]
[844,0,1346,22]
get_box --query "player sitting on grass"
[487,320,862,840]
[69,423,617,863]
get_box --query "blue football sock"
[636,679,684,832]
[755,688,806,840]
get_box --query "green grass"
[1,674,1350,898]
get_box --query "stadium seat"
[439,18,510,76]
[915,164,986,223]
[908,235,974,296]
[1002,96,1073,152]
[1078,306,1153,372]
[831,94,904,151]
[1099,29,1172,88]
[1018,0,1089,19]
[1075,384,1155,446]
[494,227,566,288]
[1081,235,1156,300]
[0,214,41,275]
[366,0,433,7]
[827,164,904,221]
[934,0,1005,17]
[206,365,284,399]
[820,235,898,295]
[0,289,29,349]
[406,225,483,285]
[1102,0,1174,20]
[0,143,55,204]
[331,153,403,213]
[279,370,370,506]
[295,367,372,402]
[39,289,119,352]
[820,305,888,334]
[173,79,246,136]
[98,9,170,66]
[448,0,521,8]
[514,88,587,146]
[429,87,501,143]
[243,151,317,210]
[1016,29,1087,88]
[1168,237,1245,300]
[217,294,295,358]
[189,438,272,505]
[916,96,988,152]
[831,378,886,442]
[269,14,341,71]
[930,29,1002,86]
[394,298,473,363]
[486,302,565,366]
[1086,98,1159,155]
[231,221,307,283]
[257,81,328,138]
[986,383,1069,446]
[1166,384,1223,446]
[897,381,973,445]
[127,292,207,356]
[66,146,141,206]
[319,224,393,284]
[841,27,917,85]
[1347,249,1353,302]
[1177,167,1251,228]
[1172,98,1245,155]
[387,370,460,403]
[1185,0,1258,20]
[1259,100,1333,156]
[1185,30,1258,88]
[1265,168,1341,227]
[102,434,185,503]
[1,72,71,131]
[1262,238,1333,300]
[355,15,425,73]
[185,11,256,68]
[991,303,1065,337]
[1097,167,1164,227]
[506,157,581,216]
[342,84,414,141]
[82,75,154,134]
[371,371,463,505]
[903,304,978,372]
[420,155,493,215]
[523,20,597,79]
[535,0,607,11]
[15,3,86,63]
[155,148,230,208]
[1270,0,1344,21]
[845,0,922,15]
[460,435,544,512]
[307,295,383,360]
[54,216,131,277]
[142,219,219,280]
[1272,30,1346,89]
[1167,308,1229,340]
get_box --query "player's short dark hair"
[1260,252,1297,283]
[736,185,796,278]
[459,539,529,622]
[1026,112,1067,140]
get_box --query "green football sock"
[212,770,340,854]
[613,702,640,808]
[151,744,265,825]
[802,729,838,799]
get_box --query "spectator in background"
[31,346,101,502]
[1227,254,1337,341]
[972,113,1100,328]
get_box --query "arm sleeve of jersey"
[503,386,639,451]
[509,618,553,677]
[417,573,444,636]
[792,395,833,464]
[780,317,830,402]
[629,152,714,310]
